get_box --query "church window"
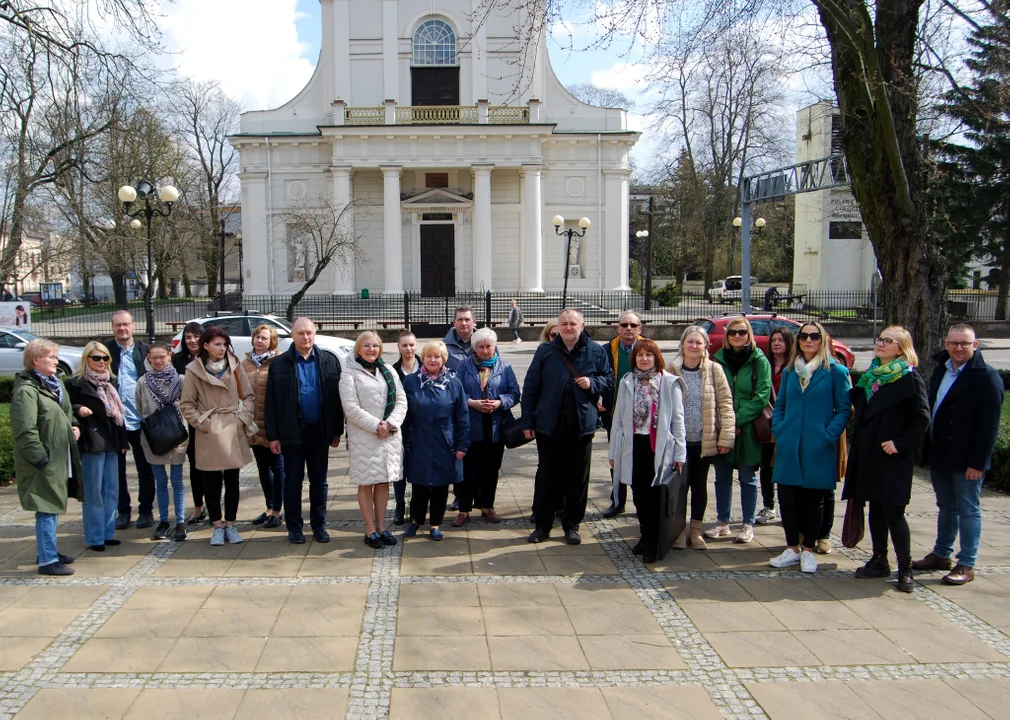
[412,20,457,66]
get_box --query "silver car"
[0,327,83,377]
[170,315,355,362]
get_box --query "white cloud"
[589,62,654,94]
[157,0,315,111]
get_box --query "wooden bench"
[167,321,189,333]
[314,320,363,331]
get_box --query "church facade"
[232,0,638,296]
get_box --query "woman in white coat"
[608,338,687,564]
[340,331,408,549]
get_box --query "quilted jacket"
[339,358,408,486]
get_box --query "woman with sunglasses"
[757,326,794,526]
[770,321,852,573]
[843,326,929,591]
[68,342,128,552]
[707,317,772,544]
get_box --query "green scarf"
[855,357,912,400]
[357,355,397,420]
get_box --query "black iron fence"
[17,289,1010,339]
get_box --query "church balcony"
[332,99,538,126]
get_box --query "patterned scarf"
[357,355,397,420]
[420,365,451,391]
[249,350,276,367]
[856,357,912,401]
[477,352,497,390]
[84,367,125,426]
[632,368,660,430]
[33,369,64,408]
[146,364,182,408]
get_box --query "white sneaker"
[769,548,800,568]
[734,523,754,544]
[210,527,225,546]
[224,526,244,544]
[756,507,777,525]
[800,550,818,574]
[703,524,731,539]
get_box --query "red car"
[692,314,856,369]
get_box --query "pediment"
[401,189,473,209]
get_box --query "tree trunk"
[111,273,128,306]
[183,273,192,298]
[996,229,1010,321]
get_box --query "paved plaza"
[1,345,1009,718]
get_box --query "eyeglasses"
[798,332,822,342]
[619,322,640,329]
[874,337,895,346]
[945,341,974,350]
[149,355,170,362]
[89,355,110,362]
[726,329,749,337]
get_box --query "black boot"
[394,501,405,526]
[896,561,914,593]
[854,553,891,579]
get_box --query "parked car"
[692,314,856,369]
[707,275,758,304]
[0,328,81,377]
[170,314,355,362]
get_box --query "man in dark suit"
[913,323,1005,585]
[265,318,344,544]
[108,310,155,529]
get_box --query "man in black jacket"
[107,310,155,530]
[913,324,1005,585]
[265,318,344,544]
[522,309,614,545]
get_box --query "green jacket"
[11,371,83,514]
[713,346,772,467]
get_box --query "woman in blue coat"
[453,328,520,526]
[770,321,851,574]
[402,340,470,540]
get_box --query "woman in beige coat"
[136,343,189,543]
[340,331,408,549]
[670,326,736,549]
[241,325,285,529]
[180,327,254,546]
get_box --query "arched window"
[412,19,457,66]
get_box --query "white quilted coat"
[339,359,408,486]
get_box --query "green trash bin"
[361,288,369,299]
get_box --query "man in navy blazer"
[913,323,1004,585]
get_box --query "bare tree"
[565,82,635,109]
[274,195,361,321]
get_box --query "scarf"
[146,365,183,409]
[793,356,822,391]
[722,345,751,376]
[632,368,660,431]
[33,369,65,409]
[205,357,228,378]
[420,365,451,391]
[856,357,912,400]
[249,350,276,367]
[477,352,497,390]
[357,355,397,420]
[84,367,125,426]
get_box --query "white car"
[0,327,83,377]
[170,315,355,362]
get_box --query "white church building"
[232,0,639,296]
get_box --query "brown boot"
[911,552,952,572]
[673,526,688,550]
[689,520,707,550]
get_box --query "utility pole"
[219,217,227,310]
[644,194,655,310]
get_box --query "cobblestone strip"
[910,585,1010,657]
[345,540,402,720]
[733,660,1010,684]
[398,574,625,585]
[392,669,699,688]
[50,672,355,689]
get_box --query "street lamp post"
[118,181,179,343]
[732,213,766,314]
[552,215,591,310]
[636,229,649,304]
[219,218,227,310]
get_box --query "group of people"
[9,306,1003,591]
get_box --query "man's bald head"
[292,317,317,356]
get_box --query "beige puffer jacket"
[671,355,736,457]
[240,352,276,448]
[179,353,254,471]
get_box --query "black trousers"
[631,435,661,547]
[186,425,205,508]
[410,485,450,526]
[759,442,776,509]
[459,440,506,512]
[282,426,330,533]
[819,489,835,539]
[777,485,824,549]
[204,468,240,522]
[118,429,155,516]
[686,442,711,522]
[393,478,407,506]
[252,445,285,513]
[533,432,593,533]
[869,502,911,562]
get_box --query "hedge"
[0,405,12,485]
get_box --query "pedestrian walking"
[508,299,524,343]
[241,325,285,529]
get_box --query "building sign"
[827,194,862,222]
[40,282,63,301]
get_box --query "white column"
[472,164,494,291]
[520,165,543,292]
[381,165,404,293]
[240,172,268,293]
[330,166,355,294]
[382,0,398,101]
[334,0,351,101]
[604,169,631,291]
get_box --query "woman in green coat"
[705,317,772,544]
[11,339,83,576]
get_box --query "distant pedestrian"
[241,325,285,530]
[508,299,523,343]
[763,286,780,311]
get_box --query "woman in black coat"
[843,326,930,592]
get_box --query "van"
[707,276,757,304]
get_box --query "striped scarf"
[357,356,397,420]
[33,370,64,408]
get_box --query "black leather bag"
[502,409,533,449]
[141,405,188,456]
[656,462,688,561]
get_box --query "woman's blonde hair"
[879,325,919,367]
[419,340,448,365]
[673,326,710,373]
[23,338,61,372]
[353,330,382,358]
[540,320,558,343]
[725,316,757,350]
[251,324,279,352]
[74,341,113,378]
[789,321,835,368]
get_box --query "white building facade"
[232,0,638,296]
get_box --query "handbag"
[841,497,865,548]
[141,404,189,456]
[749,364,774,444]
[502,409,533,449]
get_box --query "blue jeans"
[252,445,285,513]
[35,512,59,567]
[930,468,984,567]
[152,464,185,525]
[81,452,120,546]
[714,460,758,525]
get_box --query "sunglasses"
[89,355,110,362]
[619,322,640,329]
[798,332,822,342]
[726,329,749,337]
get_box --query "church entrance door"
[420,224,455,297]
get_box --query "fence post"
[403,291,410,329]
[485,290,492,328]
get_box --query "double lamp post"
[552,215,591,309]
